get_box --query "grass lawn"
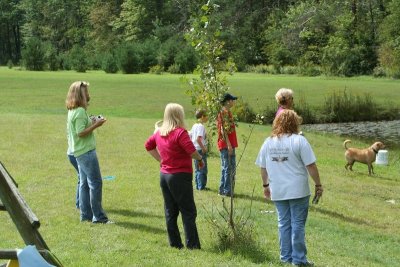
[0,68,399,266]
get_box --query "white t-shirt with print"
[190,123,207,150]
[255,134,316,201]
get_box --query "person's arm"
[260,168,271,199]
[78,118,106,137]
[191,150,204,168]
[306,162,323,196]
[147,149,161,162]
[196,136,207,153]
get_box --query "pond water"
[302,120,399,147]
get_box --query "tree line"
[1,0,399,77]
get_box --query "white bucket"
[375,150,388,165]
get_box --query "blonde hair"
[159,103,186,136]
[275,88,293,106]
[272,109,302,137]
[65,81,90,110]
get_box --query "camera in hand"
[90,114,104,122]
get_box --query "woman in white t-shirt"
[256,109,323,266]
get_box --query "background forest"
[1,0,400,78]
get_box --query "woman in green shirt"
[66,81,111,224]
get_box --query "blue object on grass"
[17,245,55,267]
[103,175,116,180]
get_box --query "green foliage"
[102,53,119,74]
[111,0,146,41]
[167,63,180,74]
[231,98,256,123]
[68,45,88,73]
[117,43,142,74]
[7,60,13,69]
[21,37,46,71]
[149,65,164,75]
[185,1,236,126]
[378,43,400,79]
[205,198,265,263]
[174,45,198,74]
[244,64,275,74]
[322,90,379,122]
[378,1,400,79]
[139,39,160,72]
[44,43,60,71]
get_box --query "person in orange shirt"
[217,93,238,197]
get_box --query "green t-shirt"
[67,107,96,157]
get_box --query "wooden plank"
[0,163,46,249]
[0,249,18,259]
[0,201,5,211]
[0,162,63,266]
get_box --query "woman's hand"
[198,159,205,169]
[263,187,271,199]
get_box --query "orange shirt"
[217,109,238,150]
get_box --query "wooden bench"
[0,162,63,266]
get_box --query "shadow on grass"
[310,206,370,226]
[207,241,275,265]
[197,188,267,204]
[343,169,398,182]
[107,208,163,219]
[113,221,165,234]
[107,208,165,234]
[234,192,269,204]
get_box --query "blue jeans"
[274,196,310,265]
[68,154,80,208]
[219,148,236,196]
[76,149,108,223]
[194,150,208,190]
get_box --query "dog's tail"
[343,139,351,150]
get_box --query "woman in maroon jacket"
[145,103,203,249]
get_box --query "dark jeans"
[68,154,80,208]
[160,172,201,249]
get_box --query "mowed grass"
[0,68,399,266]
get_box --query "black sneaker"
[292,261,314,266]
[93,220,114,224]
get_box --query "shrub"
[231,98,256,123]
[160,37,183,69]
[174,45,198,74]
[59,52,72,70]
[373,66,387,78]
[149,65,164,74]
[7,60,13,69]
[167,63,180,74]
[21,37,46,71]
[244,64,270,74]
[44,44,59,71]
[295,94,318,124]
[139,39,160,72]
[281,65,298,75]
[102,53,119,74]
[68,45,88,73]
[322,90,379,122]
[260,103,278,124]
[117,43,142,74]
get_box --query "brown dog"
[344,139,385,175]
